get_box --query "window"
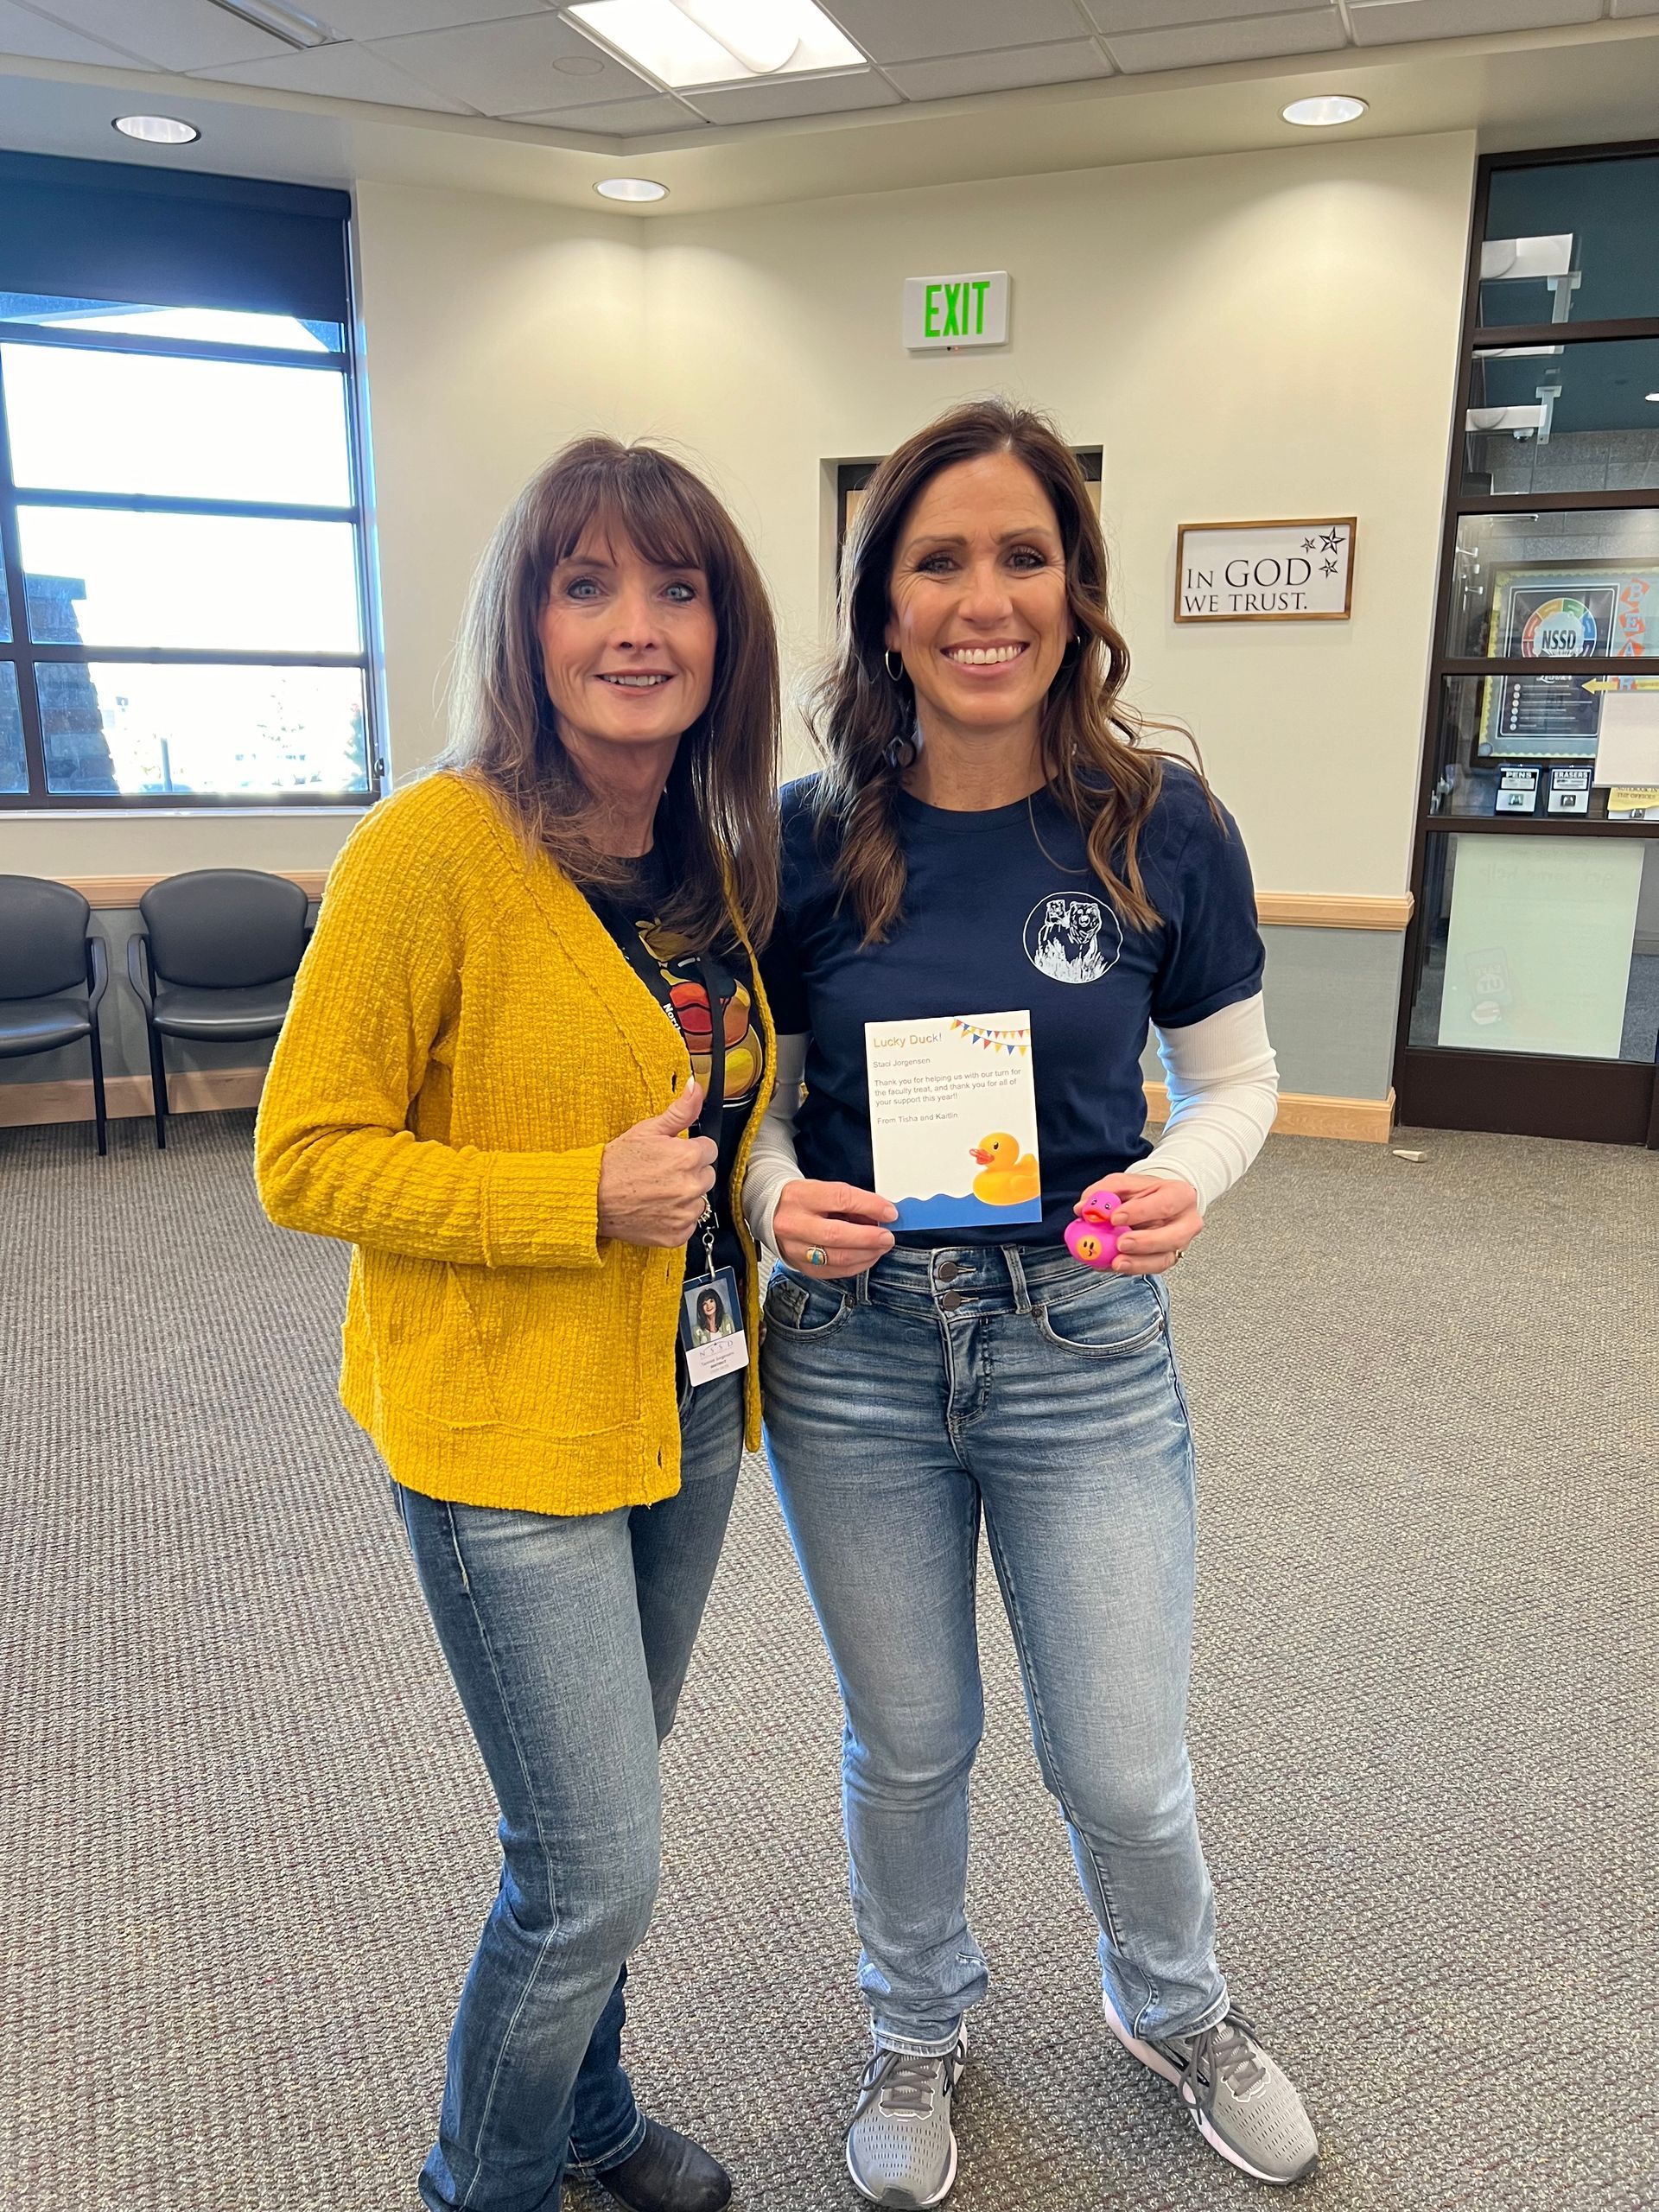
[0,155,378,810]
[1396,142,1659,1147]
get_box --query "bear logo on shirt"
[1024,894,1121,985]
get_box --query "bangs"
[537,449,721,582]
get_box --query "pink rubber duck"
[1064,1191,1125,1272]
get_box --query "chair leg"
[87,1021,108,1158]
[145,1017,168,1150]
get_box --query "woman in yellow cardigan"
[257,438,778,2212]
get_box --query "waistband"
[845,1239,1103,1319]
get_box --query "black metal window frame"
[1394,137,1659,1146]
[0,309,383,813]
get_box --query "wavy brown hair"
[811,398,1207,943]
[442,435,779,948]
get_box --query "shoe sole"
[1102,1993,1319,2189]
[844,2043,966,2209]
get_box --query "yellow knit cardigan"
[255,771,775,1515]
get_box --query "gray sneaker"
[844,2037,967,2208]
[1104,1995,1319,2185]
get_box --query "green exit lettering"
[924,277,995,340]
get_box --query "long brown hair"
[443,435,779,948]
[811,398,1205,943]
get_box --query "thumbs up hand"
[597,1080,720,1248]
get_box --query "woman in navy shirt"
[746,401,1317,2202]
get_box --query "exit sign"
[903,270,1010,350]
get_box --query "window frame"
[1393,137,1659,1147]
[0,310,383,813]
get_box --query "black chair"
[125,868,311,1150]
[0,875,109,1154]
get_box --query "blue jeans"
[396,1368,744,2212]
[762,1243,1228,2056]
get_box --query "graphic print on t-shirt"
[629,918,762,1106]
[1023,893,1122,985]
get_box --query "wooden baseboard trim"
[1145,1083,1395,1144]
[48,873,1406,930]
[10,1069,1395,1147]
[54,871,327,911]
[1255,893,1412,931]
[0,1066,267,1129]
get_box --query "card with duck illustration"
[865,1012,1042,1231]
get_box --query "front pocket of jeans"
[1034,1280,1166,1357]
[764,1271,852,1338]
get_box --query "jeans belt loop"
[1001,1243,1033,1315]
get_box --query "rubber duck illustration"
[969,1132,1041,1208]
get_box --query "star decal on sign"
[1320,527,1345,554]
[1321,558,1338,576]
[1302,536,1318,553]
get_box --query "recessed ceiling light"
[113,115,201,144]
[567,0,863,91]
[1282,94,1368,128]
[595,176,669,202]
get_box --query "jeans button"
[938,1289,963,1311]
[936,1260,958,1282]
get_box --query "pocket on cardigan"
[359,1251,502,1427]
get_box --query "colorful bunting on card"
[950,1018,1030,1057]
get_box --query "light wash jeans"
[396,1367,744,2212]
[761,1242,1229,2056]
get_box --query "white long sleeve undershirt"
[741,991,1279,1253]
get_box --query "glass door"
[1396,143,1659,1147]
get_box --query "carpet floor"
[2,1111,1655,2212]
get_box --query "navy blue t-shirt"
[761,768,1263,1247]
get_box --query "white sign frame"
[1175,517,1357,623]
[902,270,1010,352]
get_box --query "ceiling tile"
[26,0,292,68]
[367,9,652,111]
[1082,0,1331,29]
[685,69,901,124]
[883,38,1114,99]
[306,0,555,30]
[820,0,1089,66]
[1104,8,1346,71]
[194,40,478,108]
[0,0,154,65]
[1348,0,1599,42]
[501,90,699,128]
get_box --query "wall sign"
[903,270,1009,351]
[1175,518,1356,622]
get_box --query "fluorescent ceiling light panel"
[207,0,335,48]
[674,1,796,73]
[566,0,863,88]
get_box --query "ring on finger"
[805,1245,829,1268]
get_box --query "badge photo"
[680,1266,748,1386]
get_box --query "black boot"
[592,2120,732,2212]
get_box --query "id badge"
[680,1264,749,1386]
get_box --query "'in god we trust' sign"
[1175,518,1357,622]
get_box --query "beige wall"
[642,130,1476,897]
[353,180,647,785]
[2,130,1474,909]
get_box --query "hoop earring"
[883,649,906,683]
